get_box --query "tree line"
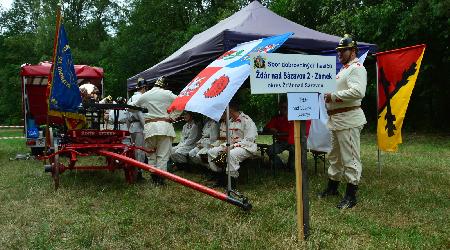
[0,0,448,131]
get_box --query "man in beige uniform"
[170,111,200,166]
[189,117,219,167]
[319,34,367,209]
[207,102,258,188]
[135,77,180,185]
[126,78,148,180]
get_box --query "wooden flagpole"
[44,5,62,157]
[375,61,381,176]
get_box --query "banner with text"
[250,53,336,94]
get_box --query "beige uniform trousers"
[207,145,252,178]
[189,146,209,167]
[131,132,145,163]
[328,125,363,185]
[145,135,173,171]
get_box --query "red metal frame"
[38,129,252,210]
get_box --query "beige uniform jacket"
[326,58,367,131]
[198,119,219,148]
[135,87,180,139]
[212,112,258,155]
[173,121,200,155]
[126,92,145,133]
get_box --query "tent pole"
[226,106,231,191]
[376,61,381,176]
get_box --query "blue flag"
[49,24,82,113]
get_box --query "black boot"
[167,160,176,173]
[206,171,220,182]
[337,183,358,209]
[209,173,226,188]
[136,170,145,182]
[318,179,340,198]
[230,177,237,190]
[151,174,166,186]
[212,175,237,190]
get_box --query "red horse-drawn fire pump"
[39,102,252,210]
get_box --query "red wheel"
[123,150,138,184]
[124,166,138,184]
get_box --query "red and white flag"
[168,33,292,121]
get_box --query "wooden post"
[294,120,310,241]
[294,120,304,240]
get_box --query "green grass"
[0,132,449,249]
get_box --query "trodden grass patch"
[0,131,449,249]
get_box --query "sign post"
[294,120,304,240]
[250,52,336,241]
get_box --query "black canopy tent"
[127,1,377,91]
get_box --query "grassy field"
[0,128,449,249]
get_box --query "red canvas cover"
[20,61,103,78]
[21,62,104,126]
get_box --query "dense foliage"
[0,0,448,131]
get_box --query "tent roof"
[20,61,104,79]
[127,1,377,90]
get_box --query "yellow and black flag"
[376,44,426,152]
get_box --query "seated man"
[207,101,258,188]
[170,111,200,167]
[188,116,219,167]
[264,100,294,169]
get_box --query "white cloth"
[307,93,332,153]
[326,58,367,131]
[171,120,200,163]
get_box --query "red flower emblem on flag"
[204,75,229,98]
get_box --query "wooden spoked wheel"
[123,150,138,184]
[50,139,60,190]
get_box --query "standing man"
[318,34,367,209]
[135,76,180,185]
[126,78,148,180]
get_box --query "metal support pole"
[376,61,381,176]
[226,106,231,191]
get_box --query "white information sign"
[250,53,336,94]
[287,93,320,121]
